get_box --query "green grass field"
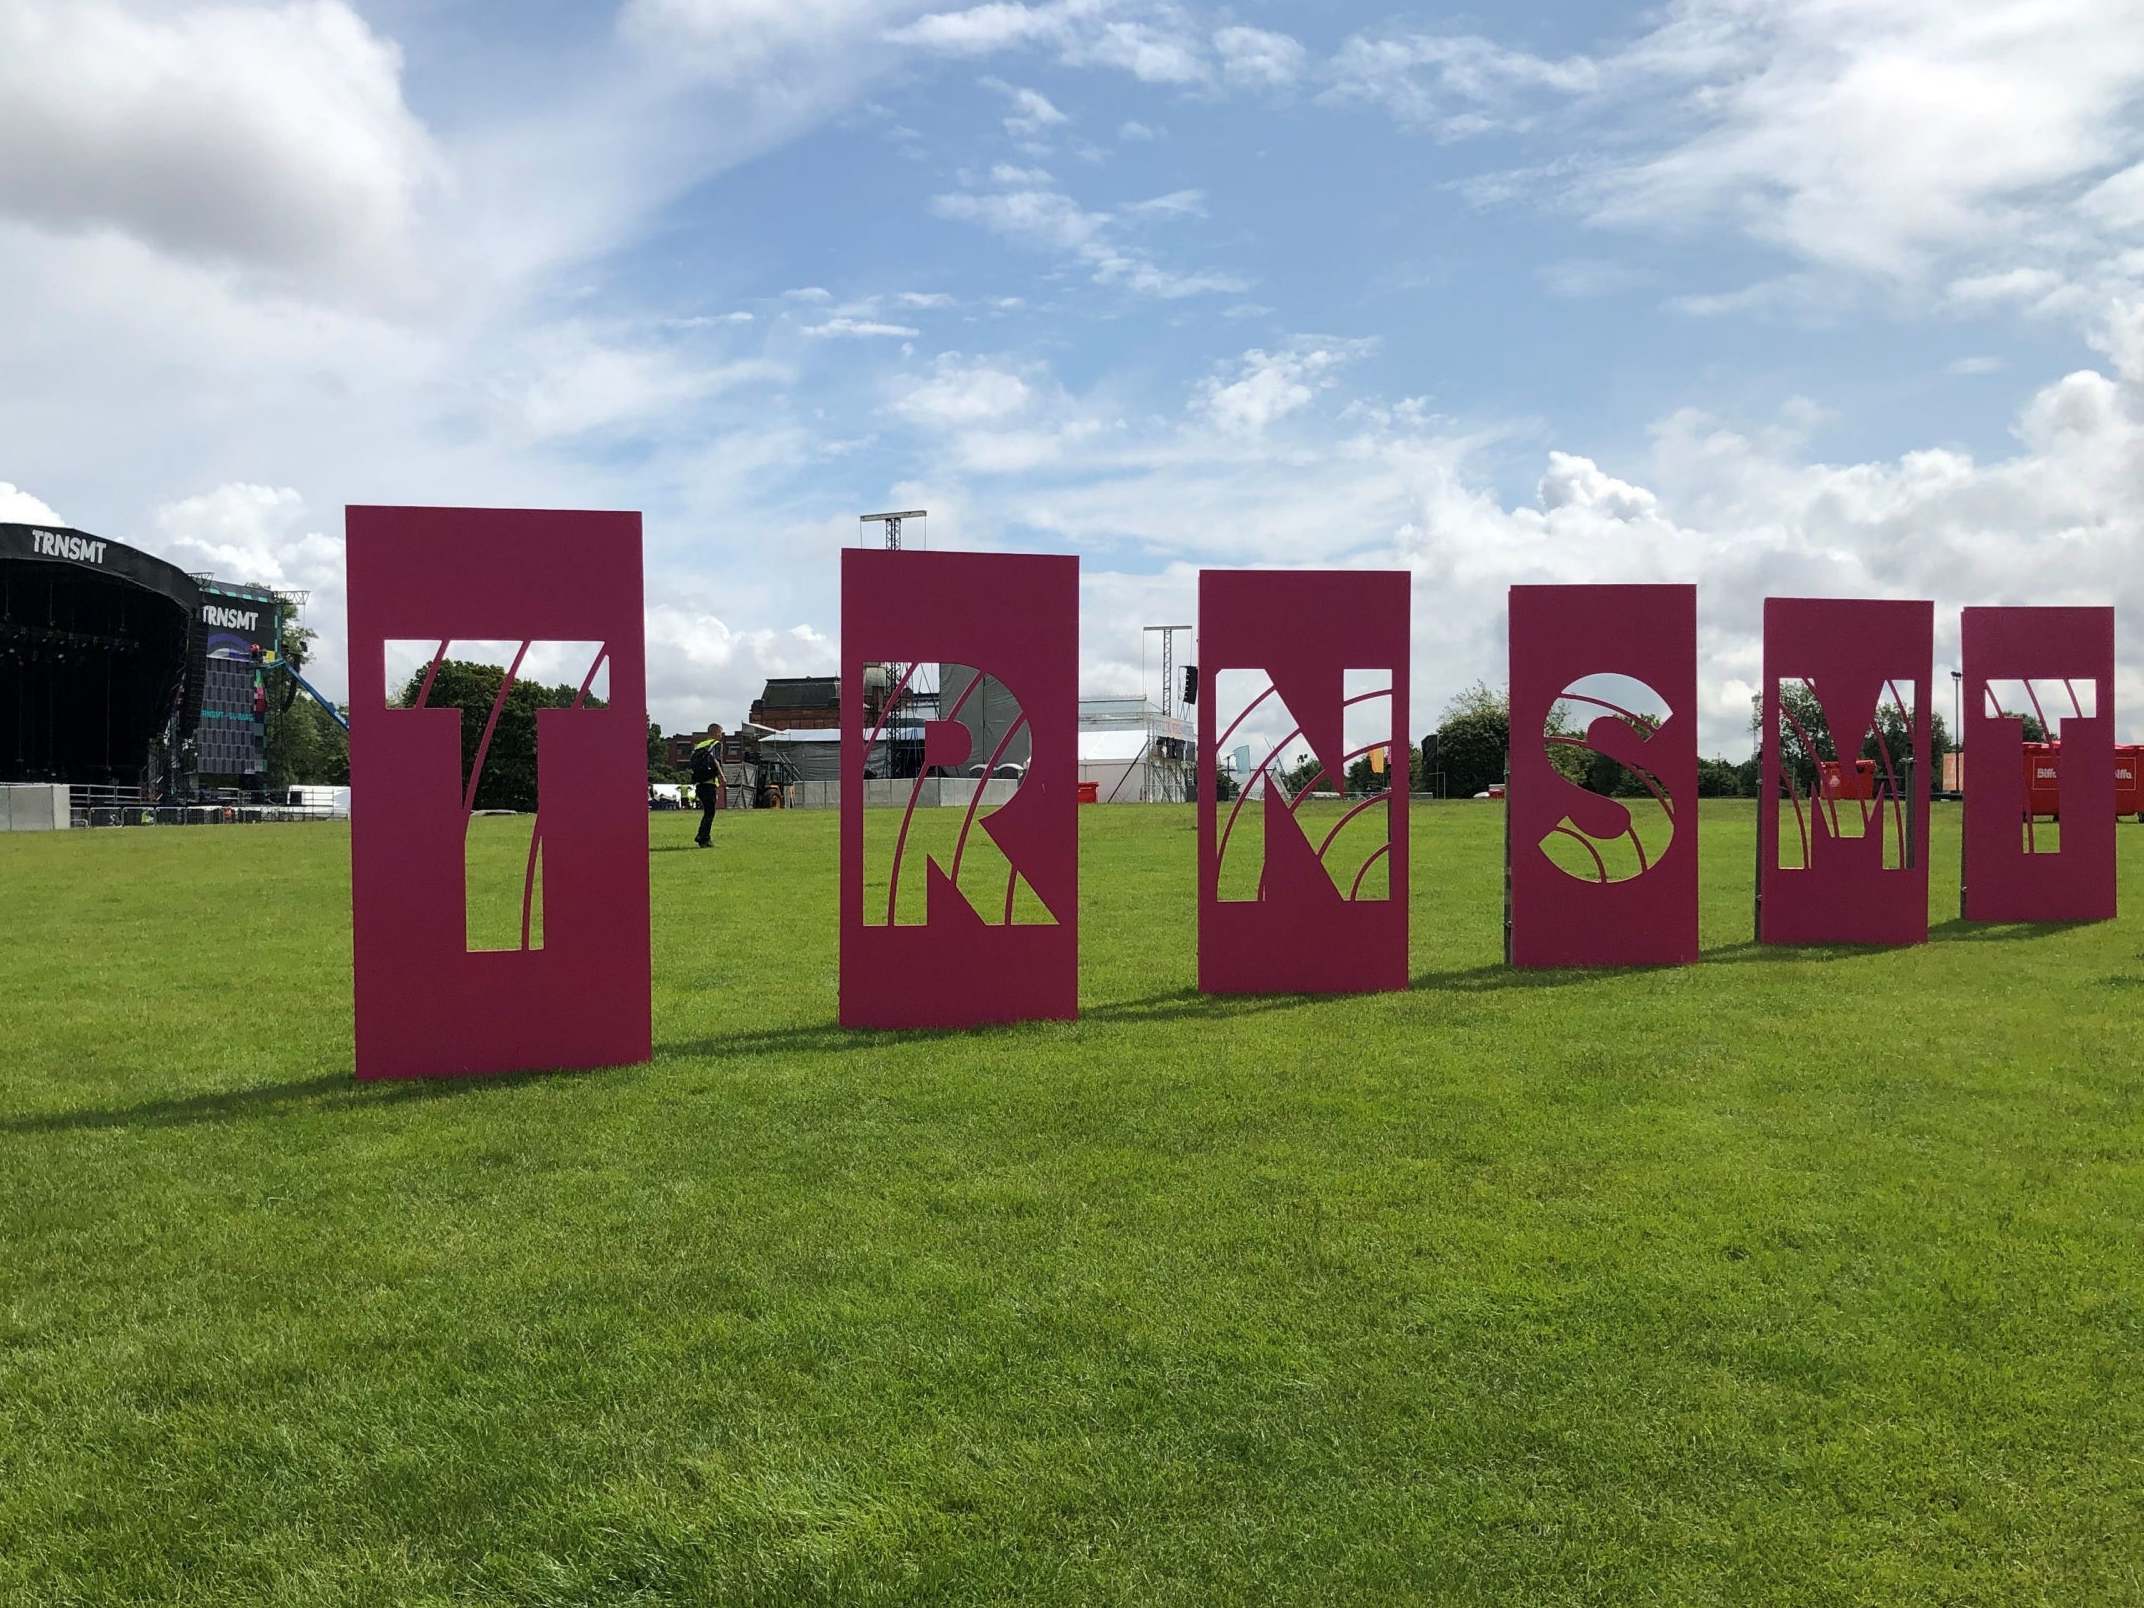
[3,802,2141,1606]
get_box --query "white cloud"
[981,77,1068,137]
[0,0,440,300]
[895,290,957,307]
[1585,0,2144,282]
[932,185,1109,251]
[1117,119,1160,142]
[1324,30,1597,138]
[1536,257,1653,298]
[990,162,1055,184]
[803,317,922,337]
[1124,188,1207,219]
[894,354,1036,426]
[1197,343,1366,435]
[1947,355,2007,376]
[932,174,1244,297]
[888,2,1057,54]
[623,0,925,81]
[783,286,836,302]
[1069,19,1204,84]
[1214,26,1305,89]
[489,326,788,442]
[897,2,1209,83]
[1947,267,2067,308]
[0,481,65,525]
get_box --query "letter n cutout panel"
[1758,598,1932,947]
[1507,584,1698,968]
[1197,569,1409,995]
[1962,606,2116,924]
[840,547,1078,1028]
[346,506,651,1080]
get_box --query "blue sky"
[3,0,2141,755]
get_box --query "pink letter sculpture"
[840,547,1078,1028]
[1507,584,1698,967]
[1197,569,1410,995]
[1758,598,1933,946]
[1961,606,2116,923]
[346,506,651,1080]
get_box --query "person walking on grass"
[690,724,724,848]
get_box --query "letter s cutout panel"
[840,547,1078,1028]
[1758,597,1933,947]
[1197,568,1410,995]
[1507,583,1698,968]
[346,506,651,1080]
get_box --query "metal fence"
[67,783,348,828]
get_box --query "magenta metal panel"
[839,547,1078,1028]
[1196,569,1409,995]
[1758,598,1933,946]
[1507,584,1698,968]
[345,506,651,1080]
[1962,606,2116,923]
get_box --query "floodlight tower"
[859,509,934,776]
[1143,623,1192,803]
[860,510,928,551]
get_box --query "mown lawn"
[2,802,2140,1606]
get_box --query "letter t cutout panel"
[346,506,651,1080]
[840,547,1078,1028]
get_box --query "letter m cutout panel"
[1507,584,1698,969]
[1758,598,1933,947]
[1962,605,2116,924]
[346,506,651,1080]
[840,547,1078,1029]
[1197,569,1410,995]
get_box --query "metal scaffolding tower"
[1142,623,1193,803]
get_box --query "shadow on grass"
[0,1063,605,1137]
[1928,917,2101,943]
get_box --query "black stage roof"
[1,523,201,785]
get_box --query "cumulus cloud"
[1197,344,1366,434]
[0,0,441,297]
[0,481,64,525]
[1584,0,2144,282]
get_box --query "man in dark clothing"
[689,725,724,848]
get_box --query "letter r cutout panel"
[1198,569,1410,995]
[346,506,651,1080]
[1759,598,1933,947]
[1962,606,2116,924]
[1507,584,1698,968]
[840,547,1078,1028]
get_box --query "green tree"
[1215,766,1240,803]
[394,659,606,811]
[262,599,348,789]
[1279,752,1327,798]
[1435,681,1508,798]
[1697,756,1744,797]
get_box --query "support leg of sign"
[1501,758,1513,966]
[1753,752,1764,943]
